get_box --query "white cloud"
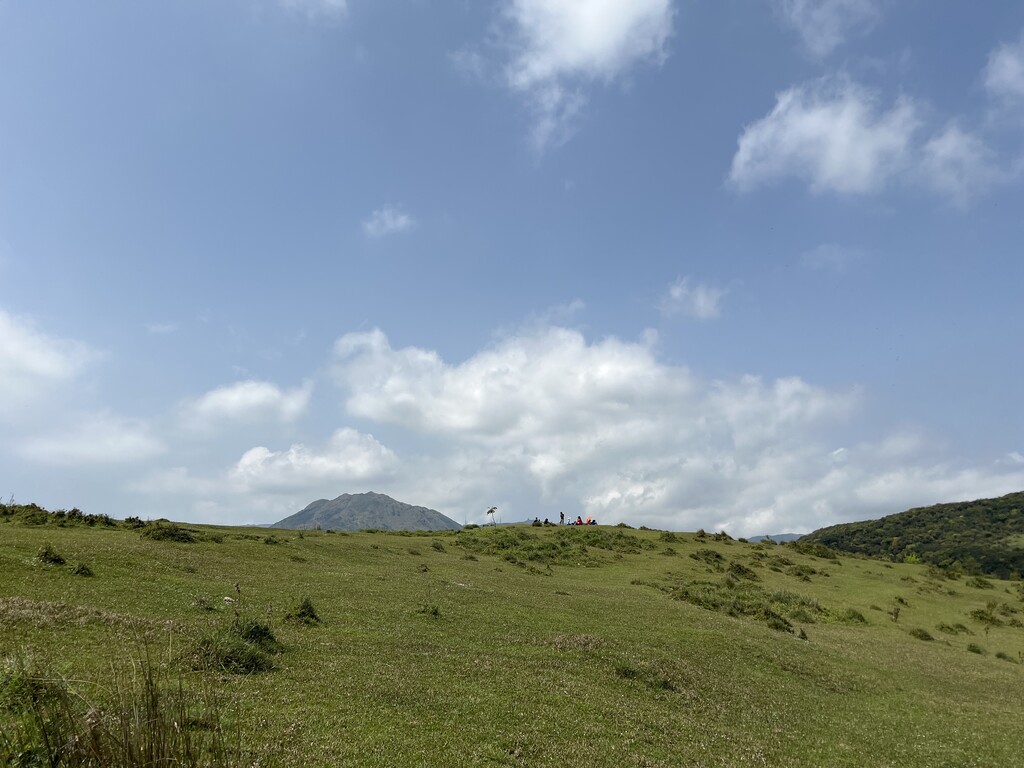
[327,324,1024,535]
[19,412,164,466]
[146,322,178,334]
[730,76,920,194]
[999,451,1024,466]
[362,205,415,237]
[984,31,1024,105]
[279,0,347,20]
[920,123,1004,207]
[229,428,397,491]
[775,0,880,58]
[0,307,95,419]
[500,0,674,150]
[660,277,726,320]
[182,380,312,430]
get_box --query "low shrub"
[36,543,65,566]
[142,523,197,543]
[966,576,994,590]
[969,603,1004,627]
[431,541,446,552]
[967,643,985,655]
[909,628,934,641]
[689,549,725,569]
[727,561,760,581]
[995,651,1017,663]
[71,562,93,577]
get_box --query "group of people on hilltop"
[530,513,598,526]
[558,511,596,525]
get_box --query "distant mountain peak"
[272,491,461,532]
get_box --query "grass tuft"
[36,543,65,566]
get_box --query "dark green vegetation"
[2,501,1024,766]
[271,491,462,532]
[803,490,1024,578]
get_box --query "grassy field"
[2,514,1023,766]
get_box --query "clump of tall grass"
[36,543,65,566]
[0,651,240,766]
[190,619,283,674]
[285,597,321,626]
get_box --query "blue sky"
[2,0,1022,533]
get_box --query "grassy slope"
[2,520,1023,767]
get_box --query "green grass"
[1,515,1023,766]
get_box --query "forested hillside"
[803,491,1024,578]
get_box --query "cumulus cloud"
[500,0,675,150]
[182,380,312,430]
[362,205,415,238]
[730,76,920,194]
[920,123,1005,207]
[19,412,164,465]
[333,326,687,439]
[0,307,95,419]
[984,31,1024,105]
[326,324,1024,535]
[775,0,880,58]
[229,428,397,491]
[660,278,726,320]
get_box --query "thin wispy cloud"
[984,31,1024,106]
[279,0,347,21]
[775,0,881,58]
[920,123,1005,208]
[801,243,864,273]
[0,307,95,419]
[146,322,179,335]
[660,278,726,320]
[19,412,164,466]
[363,205,415,238]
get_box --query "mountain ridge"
[271,491,461,532]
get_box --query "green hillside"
[2,503,1024,766]
[802,491,1024,578]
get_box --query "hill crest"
[803,490,1024,578]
